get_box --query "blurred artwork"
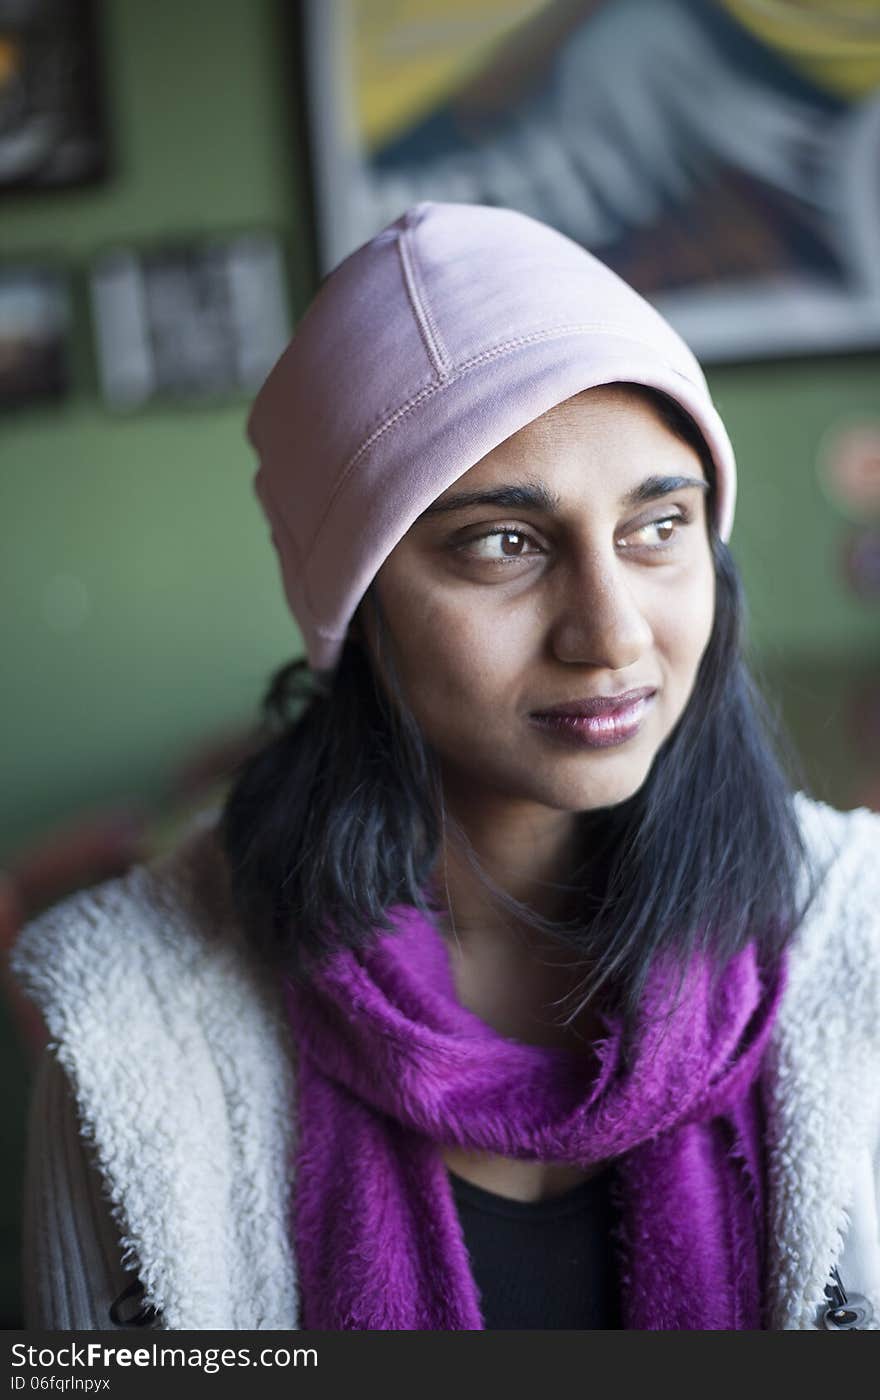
[817,422,880,522]
[303,0,880,361]
[0,261,70,408]
[0,0,108,191]
[841,526,880,602]
[89,232,291,409]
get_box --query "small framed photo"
[0,261,72,410]
[88,231,291,409]
[0,0,109,192]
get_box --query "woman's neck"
[430,790,611,1200]
[429,793,603,1051]
[433,785,582,928]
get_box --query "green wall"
[1,0,878,1326]
[1,0,315,858]
[0,0,313,1327]
[2,2,878,858]
[713,358,878,663]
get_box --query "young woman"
[11,202,880,1332]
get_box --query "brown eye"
[463,528,543,562]
[618,512,690,550]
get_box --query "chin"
[532,758,656,814]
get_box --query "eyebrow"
[418,474,710,519]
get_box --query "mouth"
[531,686,657,719]
[528,687,657,749]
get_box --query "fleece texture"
[285,906,783,1329]
[8,792,880,1330]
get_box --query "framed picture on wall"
[0,0,109,192]
[301,0,880,363]
[0,260,72,409]
[88,231,291,410]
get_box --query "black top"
[447,1164,621,1329]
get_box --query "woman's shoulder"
[782,791,880,1025]
[10,809,300,1332]
[790,790,880,940]
[762,795,880,1329]
[7,806,282,1055]
[791,789,880,872]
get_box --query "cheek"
[661,555,716,679]
[381,580,531,732]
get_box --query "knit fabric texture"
[284,904,787,1329]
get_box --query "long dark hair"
[220,384,822,1041]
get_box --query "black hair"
[219,383,822,1052]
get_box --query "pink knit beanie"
[247,201,737,673]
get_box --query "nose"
[548,551,654,671]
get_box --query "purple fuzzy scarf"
[283,905,787,1330]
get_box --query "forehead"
[438,385,706,499]
[508,383,683,448]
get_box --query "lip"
[530,686,657,719]
[528,689,656,749]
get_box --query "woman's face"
[368,385,716,818]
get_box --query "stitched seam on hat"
[341,321,698,467]
[351,322,696,462]
[301,322,699,587]
[455,324,693,377]
[397,230,451,380]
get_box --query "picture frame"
[301,0,880,364]
[0,259,72,410]
[88,230,291,410]
[0,0,110,193]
